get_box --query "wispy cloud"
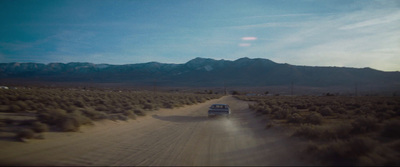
[230,22,306,29]
[339,11,400,30]
[0,37,51,52]
[246,13,315,18]
[229,7,400,71]
[239,43,251,47]
[241,37,257,41]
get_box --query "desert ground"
[0,96,312,166]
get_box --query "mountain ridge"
[1,57,399,90]
[0,57,394,72]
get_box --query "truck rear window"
[211,105,228,109]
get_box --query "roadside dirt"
[0,96,313,166]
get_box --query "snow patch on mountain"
[204,65,213,71]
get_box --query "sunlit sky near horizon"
[0,0,399,71]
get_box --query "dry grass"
[0,87,221,140]
[15,129,35,140]
[239,95,400,166]
[31,121,49,133]
[381,120,400,138]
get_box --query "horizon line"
[1,57,397,72]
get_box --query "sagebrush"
[241,95,400,166]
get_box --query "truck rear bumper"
[208,112,230,118]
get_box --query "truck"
[208,104,231,118]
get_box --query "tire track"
[0,96,310,166]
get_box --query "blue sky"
[0,0,399,71]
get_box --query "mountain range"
[1,57,400,91]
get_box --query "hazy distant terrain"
[1,57,400,94]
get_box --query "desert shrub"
[331,123,352,139]
[38,108,92,131]
[162,102,174,109]
[0,105,10,112]
[9,94,19,101]
[184,99,193,105]
[109,114,128,121]
[273,108,289,119]
[18,119,36,126]
[248,103,256,110]
[345,103,357,110]
[110,107,123,114]
[309,105,318,111]
[94,104,108,111]
[33,103,45,111]
[122,110,137,119]
[46,101,60,109]
[189,97,197,104]
[359,144,400,166]
[0,96,10,105]
[196,97,206,103]
[376,109,396,121]
[252,105,262,112]
[287,113,304,124]
[133,108,146,116]
[296,103,308,110]
[335,107,348,115]
[64,105,78,113]
[117,114,129,121]
[74,100,85,108]
[16,101,29,111]
[304,113,323,125]
[31,121,49,133]
[37,108,68,125]
[376,104,390,113]
[337,137,378,162]
[16,129,35,140]
[293,125,321,139]
[70,110,92,125]
[60,117,80,132]
[9,104,22,112]
[311,124,353,141]
[257,106,272,115]
[122,103,133,110]
[381,120,400,138]
[143,103,157,110]
[290,107,300,114]
[351,116,379,134]
[248,103,258,111]
[81,108,108,120]
[356,106,376,116]
[319,106,333,116]
[307,137,378,166]
[271,106,283,114]
[57,111,91,131]
[174,101,184,108]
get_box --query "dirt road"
[0,96,310,166]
